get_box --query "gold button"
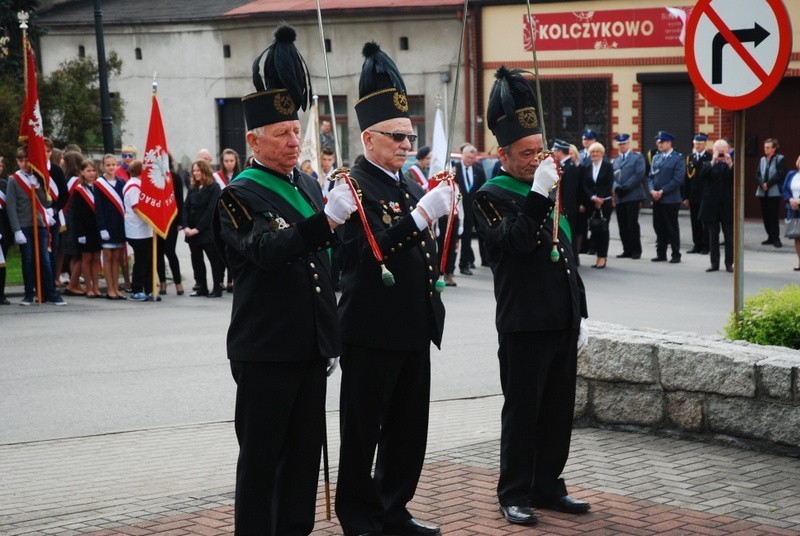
[314,274,319,280]
[310,262,316,269]
[315,286,321,293]
[405,193,410,198]
[421,241,426,247]
[537,240,541,245]
[428,265,433,272]
[566,269,571,274]
[413,231,418,236]
[425,253,430,259]
[391,248,396,252]
[325,241,331,246]
[429,279,433,284]
[429,291,433,297]
[398,243,403,248]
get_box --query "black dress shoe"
[700,249,710,254]
[190,290,208,297]
[499,505,539,525]
[651,256,667,262]
[207,290,223,298]
[616,252,632,258]
[469,262,476,269]
[631,253,641,259]
[534,495,591,514]
[774,240,783,248]
[706,266,719,272]
[459,267,473,275]
[761,239,773,245]
[686,247,701,254]
[669,256,681,263]
[726,265,734,272]
[383,517,441,535]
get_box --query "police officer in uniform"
[684,133,712,254]
[473,67,590,527]
[648,131,686,263]
[212,25,356,536]
[335,42,452,536]
[612,134,647,259]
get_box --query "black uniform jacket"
[474,178,587,334]
[698,161,734,225]
[213,162,340,363]
[684,151,712,204]
[337,158,445,352]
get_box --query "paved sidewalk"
[2,396,799,535]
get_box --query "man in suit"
[578,129,597,165]
[699,139,734,272]
[684,133,712,254]
[612,134,647,259]
[335,41,451,536]
[474,66,590,527]
[648,131,686,263]
[454,143,486,275]
[212,25,356,535]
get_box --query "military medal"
[382,214,392,224]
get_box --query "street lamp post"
[93,0,114,154]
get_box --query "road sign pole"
[733,110,745,323]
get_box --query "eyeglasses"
[121,153,135,158]
[370,130,417,144]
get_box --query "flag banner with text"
[136,95,177,238]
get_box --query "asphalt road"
[2,213,797,444]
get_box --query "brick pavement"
[2,396,799,535]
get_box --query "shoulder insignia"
[475,196,504,230]
[219,189,253,234]
[264,212,291,230]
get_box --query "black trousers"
[157,223,182,284]
[689,202,707,250]
[707,219,733,269]
[189,241,224,292]
[128,236,152,293]
[230,359,326,536]
[436,215,458,275]
[336,344,431,535]
[497,329,578,506]
[759,196,781,242]
[458,216,475,270]
[615,201,642,255]
[589,205,614,258]
[652,203,681,258]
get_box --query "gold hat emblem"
[393,92,409,113]
[274,92,296,116]
[516,107,538,129]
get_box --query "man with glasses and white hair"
[335,41,452,536]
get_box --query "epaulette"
[475,195,504,229]
[219,188,254,234]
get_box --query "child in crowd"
[95,154,128,300]
[70,159,102,298]
[62,151,87,296]
[123,160,154,301]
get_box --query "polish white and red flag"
[18,33,50,188]
[136,93,177,238]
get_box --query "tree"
[39,51,126,149]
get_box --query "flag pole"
[150,73,159,301]
[19,11,43,304]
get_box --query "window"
[539,78,609,147]
[223,44,231,58]
[78,45,85,58]
[325,38,332,53]
[135,47,142,60]
[407,96,426,148]
[400,37,409,50]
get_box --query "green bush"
[725,285,800,349]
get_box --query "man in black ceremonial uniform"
[473,67,590,527]
[212,25,356,536]
[335,42,453,536]
[684,133,712,254]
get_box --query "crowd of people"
[0,140,247,305]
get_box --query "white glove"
[15,230,27,245]
[327,357,340,377]
[46,208,56,227]
[415,182,454,222]
[324,183,357,225]
[78,236,87,244]
[577,318,589,357]
[531,156,559,197]
[100,230,111,241]
[457,217,464,237]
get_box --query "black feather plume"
[487,66,535,130]
[251,23,312,111]
[359,41,406,97]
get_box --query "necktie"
[466,166,472,192]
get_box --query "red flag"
[136,94,177,238]
[18,35,50,186]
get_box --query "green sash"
[234,167,315,218]
[486,174,572,243]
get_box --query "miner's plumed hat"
[242,24,312,131]
[354,42,410,131]
[486,66,542,147]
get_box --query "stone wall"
[576,322,800,453]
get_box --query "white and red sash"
[13,171,48,223]
[123,177,141,208]
[67,176,80,195]
[74,183,96,212]
[0,189,6,209]
[213,170,228,189]
[95,177,125,218]
[407,165,429,190]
